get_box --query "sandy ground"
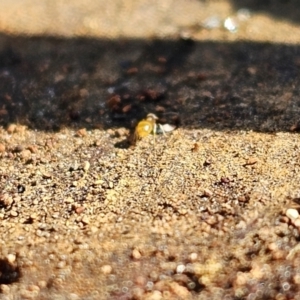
[1,1,300,299]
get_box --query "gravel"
[1,0,300,299]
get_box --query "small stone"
[126,67,138,75]
[65,197,74,204]
[294,218,300,227]
[244,157,257,166]
[81,215,90,225]
[10,210,18,217]
[68,293,80,300]
[0,284,10,294]
[0,143,6,152]
[37,281,47,289]
[189,253,198,261]
[272,249,286,260]
[30,213,38,221]
[155,105,165,113]
[83,161,90,172]
[79,88,89,98]
[203,189,213,197]
[93,179,104,185]
[132,287,144,299]
[115,128,128,137]
[76,128,87,137]
[135,275,147,286]
[57,261,66,269]
[42,172,52,179]
[21,149,31,160]
[27,145,38,153]
[7,124,16,134]
[268,242,278,251]
[6,254,16,264]
[75,206,85,214]
[122,104,132,113]
[15,125,27,133]
[132,248,142,260]
[294,274,300,284]
[27,285,40,293]
[169,282,190,298]
[250,262,264,279]
[20,290,33,299]
[101,265,112,274]
[286,208,299,220]
[144,290,162,300]
[52,213,59,219]
[1,194,13,207]
[235,272,249,286]
[176,264,186,274]
[279,216,289,223]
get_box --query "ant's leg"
[153,123,157,144]
[158,123,166,136]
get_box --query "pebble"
[286,208,299,220]
[132,287,144,299]
[65,197,74,204]
[7,124,16,134]
[294,274,300,284]
[21,149,31,160]
[122,104,132,113]
[132,248,142,260]
[235,272,249,286]
[169,282,190,298]
[224,17,238,32]
[294,218,300,227]
[10,210,18,217]
[0,284,10,294]
[203,188,213,197]
[101,265,112,275]
[57,261,66,269]
[27,145,38,153]
[75,206,85,214]
[68,293,80,300]
[176,264,186,274]
[144,290,162,300]
[37,281,47,289]
[81,215,90,225]
[6,253,16,264]
[245,157,257,166]
[203,16,221,29]
[0,143,6,152]
[83,161,90,172]
[189,252,198,261]
[76,128,87,137]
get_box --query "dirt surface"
[1,1,300,299]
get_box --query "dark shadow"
[0,33,300,133]
[231,0,300,25]
[0,258,21,284]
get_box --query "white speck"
[107,87,115,94]
[160,123,176,133]
[203,16,221,29]
[286,208,299,220]
[176,264,186,274]
[224,17,238,33]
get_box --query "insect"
[131,113,166,144]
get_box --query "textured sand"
[0,1,300,299]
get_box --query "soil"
[0,1,300,299]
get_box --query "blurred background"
[0,0,300,132]
[0,0,300,41]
